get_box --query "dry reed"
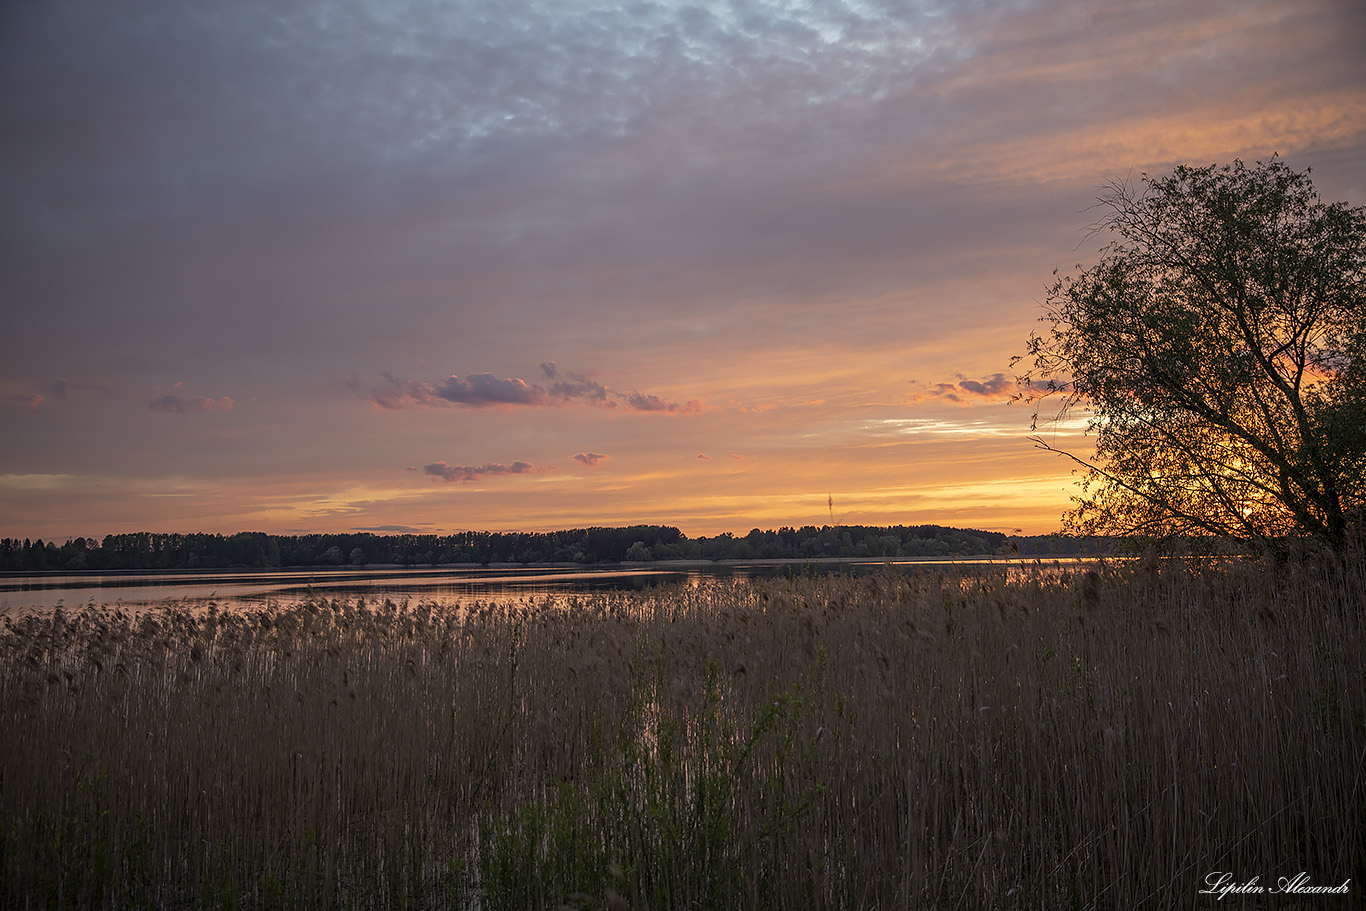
[1,551,1362,909]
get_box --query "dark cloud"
[423,460,536,483]
[433,374,549,407]
[43,379,109,399]
[369,373,546,408]
[956,375,1015,398]
[542,362,613,406]
[573,452,608,466]
[149,394,234,413]
[368,365,701,414]
[921,373,1016,405]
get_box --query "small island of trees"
[0,524,1085,573]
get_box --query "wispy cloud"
[573,452,608,466]
[355,524,434,533]
[4,379,110,411]
[622,391,704,414]
[423,460,537,483]
[47,379,109,400]
[864,417,1020,439]
[368,362,702,414]
[5,393,45,411]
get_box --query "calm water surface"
[1,558,1091,615]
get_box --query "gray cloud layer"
[4,0,1361,387]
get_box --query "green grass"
[2,551,1363,908]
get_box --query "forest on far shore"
[0,525,1098,572]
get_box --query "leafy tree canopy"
[1018,158,1366,547]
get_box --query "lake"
[0,556,1090,615]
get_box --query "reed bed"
[2,553,1363,909]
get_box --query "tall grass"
[2,552,1362,909]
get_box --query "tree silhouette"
[1018,158,1365,547]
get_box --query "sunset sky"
[3,0,1364,542]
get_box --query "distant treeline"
[0,525,1096,572]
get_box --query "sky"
[2,0,1364,542]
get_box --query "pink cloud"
[573,452,608,466]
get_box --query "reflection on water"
[1,566,675,613]
[1,557,1095,615]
